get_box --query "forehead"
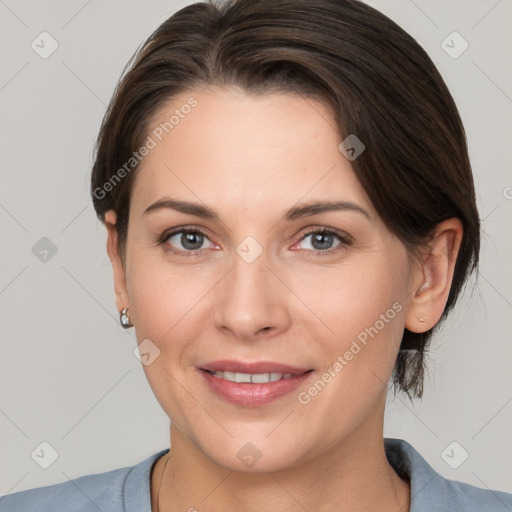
[130,87,375,218]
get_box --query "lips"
[199,359,312,375]
[199,367,315,407]
[197,359,315,407]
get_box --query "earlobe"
[104,210,130,314]
[405,218,463,333]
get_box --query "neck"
[151,395,410,512]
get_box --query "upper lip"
[200,360,313,375]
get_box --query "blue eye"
[164,230,214,253]
[158,227,351,257]
[298,229,351,253]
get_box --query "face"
[109,87,423,472]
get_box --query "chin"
[199,437,307,474]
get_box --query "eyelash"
[158,226,352,257]
[295,227,353,256]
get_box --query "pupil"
[182,232,203,250]
[312,233,332,250]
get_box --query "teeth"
[211,371,294,383]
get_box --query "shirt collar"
[124,448,169,512]
[124,439,445,512]
[385,437,449,511]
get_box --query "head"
[91,0,479,472]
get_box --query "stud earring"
[120,307,133,328]
[419,317,426,323]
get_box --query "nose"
[213,250,291,341]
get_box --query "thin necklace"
[156,452,171,512]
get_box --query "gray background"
[1,0,511,497]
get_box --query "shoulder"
[0,467,128,512]
[437,476,512,511]
[385,438,512,512]
[0,449,169,512]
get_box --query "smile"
[199,368,315,407]
[205,370,299,383]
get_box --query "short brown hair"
[91,0,480,399]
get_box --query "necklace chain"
[156,452,171,512]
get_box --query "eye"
[163,229,215,253]
[296,228,351,253]
[159,227,351,256]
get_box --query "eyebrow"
[143,197,371,221]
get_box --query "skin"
[105,87,462,512]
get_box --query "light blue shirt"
[1,438,511,511]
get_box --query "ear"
[105,210,129,314]
[405,218,463,333]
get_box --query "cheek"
[294,250,409,395]
[295,252,407,339]
[345,270,405,344]
[293,260,407,426]
[125,254,209,416]
[125,246,205,337]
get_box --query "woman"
[1,0,511,510]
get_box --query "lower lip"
[199,369,314,407]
